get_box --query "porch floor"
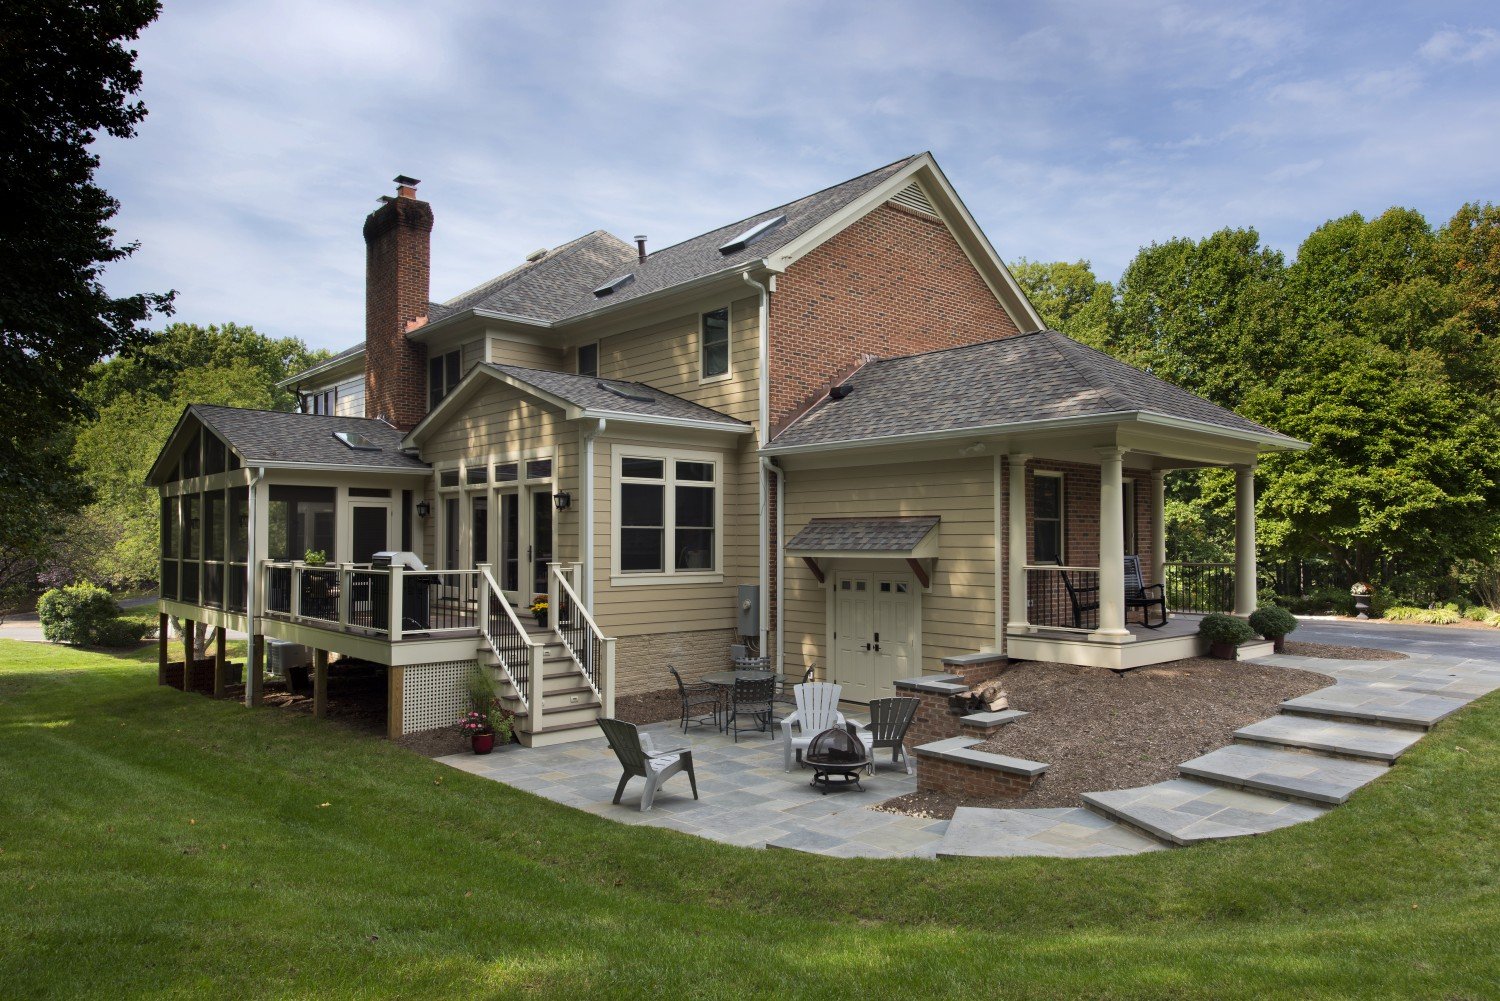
[1025,613,1205,643]
[1008,614,1232,670]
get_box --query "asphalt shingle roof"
[191,406,428,470]
[786,516,941,553]
[769,330,1300,449]
[484,364,750,430]
[434,231,638,323]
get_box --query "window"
[439,469,460,489]
[444,497,460,570]
[306,388,335,415]
[700,307,729,379]
[526,458,553,480]
[1033,475,1064,564]
[428,349,462,410]
[1122,480,1137,555]
[466,465,488,485]
[493,462,518,482]
[577,343,598,378]
[616,452,719,576]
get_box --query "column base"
[1086,628,1136,644]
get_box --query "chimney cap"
[393,174,421,187]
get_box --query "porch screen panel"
[160,496,178,601]
[267,486,335,562]
[204,490,226,608]
[181,493,201,603]
[228,487,249,612]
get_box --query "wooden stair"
[478,617,604,748]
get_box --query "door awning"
[785,516,940,586]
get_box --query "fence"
[1162,562,1233,614]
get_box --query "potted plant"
[459,709,495,754]
[1198,612,1256,660]
[529,595,548,627]
[304,549,328,567]
[1351,582,1372,620]
[1248,604,1298,654]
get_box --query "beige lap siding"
[781,456,997,679]
[486,336,564,371]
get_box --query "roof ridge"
[1044,332,1133,411]
[440,229,630,307]
[866,328,1050,367]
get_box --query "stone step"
[1176,743,1387,806]
[934,806,1163,858]
[1234,715,1423,763]
[1280,684,1467,730]
[1082,778,1328,846]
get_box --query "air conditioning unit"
[266,640,311,678]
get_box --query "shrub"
[1248,604,1298,639]
[1383,605,1462,625]
[1198,612,1256,646]
[37,583,120,645]
[1463,605,1493,622]
[91,616,150,648]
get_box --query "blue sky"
[99,1,1500,352]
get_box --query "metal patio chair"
[598,717,698,812]
[668,664,721,733]
[726,674,777,743]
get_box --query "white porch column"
[1150,469,1167,586]
[1093,447,1131,641]
[1006,453,1031,632]
[1234,464,1258,616]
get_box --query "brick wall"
[767,202,1023,432]
[363,193,433,432]
[1024,458,1156,578]
[614,627,738,697]
[915,755,1036,798]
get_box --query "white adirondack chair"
[780,682,872,772]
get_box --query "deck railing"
[260,562,482,640]
[548,562,614,716]
[1024,565,1101,631]
[1162,562,1234,614]
[477,564,542,715]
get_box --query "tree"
[1008,258,1117,348]
[0,1,171,595]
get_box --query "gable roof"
[430,230,638,323]
[277,342,365,388]
[766,331,1306,453]
[147,405,429,484]
[404,363,751,446]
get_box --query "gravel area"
[1283,639,1407,661]
[878,656,1332,819]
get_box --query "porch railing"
[1162,562,1234,614]
[1024,565,1100,631]
[548,562,615,716]
[477,564,543,715]
[260,561,482,640]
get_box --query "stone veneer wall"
[614,627,740,697]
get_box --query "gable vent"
[889,183,937,217]
[592,272,635,297]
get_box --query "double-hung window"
[1033,474,1064,564]
[616,451,720,578]
[577,342,599,378]
[700,307,729,380]
[428,349,462,410]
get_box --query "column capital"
[1234,461,1258,475]
[1149,468,1166,483]
[1095,445,1128,462]
[1006,452,1031,468]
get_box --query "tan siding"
[488,336,564,371]
[460,338,485,374]
[782,457,997,678]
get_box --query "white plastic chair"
[780,682,871,772]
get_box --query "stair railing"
[547,562,615,718]
[477,564,545,723]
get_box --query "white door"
[833,571,918,703]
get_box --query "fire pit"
[802,724,871,794]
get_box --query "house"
[148,153,1306,745]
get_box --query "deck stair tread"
[1176,744,1387,805]
[1280,684,1467,729]
[1235,715,1423,763]
[1082,778,1328,845]
[935,806,1162,858]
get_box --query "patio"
[439,716,951,858]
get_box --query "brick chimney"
[363,175,433,431]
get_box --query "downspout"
[580,418,607,609]
[244,465,265,707]
[743,271,772,656]
[765,457,786,674]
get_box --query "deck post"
[388,565,403,642]
[603,636,616,718]
[546,561,561,632]
[247,633,264,706]
[1150,470,1167,588]
[476,563,491,637]
[313,649,329,718]
[1005,453,1031,632]
[529,643,546,735]
[1234,464,1258,617]
[1092,447,1132,642]
[213,627,227,698]
[180,617,194,690]
[157,613,169,685]
[387,666,404,740]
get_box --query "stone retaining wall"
[916,754,1037,798]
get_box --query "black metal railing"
[266,564,291,614]
[298,566,341,623]
[1163,562,1234,613]
[347,570,390,632]
[484,588,533,710]
[405,571,478,632]
[552,566,604,698]
[1025,566,1101,629]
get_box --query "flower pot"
[1354,598,1370,620]
[533,613,547,627]
[1209,641,1237,660]
[471,732,495,755]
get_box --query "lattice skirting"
[402,659,477,735]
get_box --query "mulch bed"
[1283,639,1407,661]
[614,687,683,727]
[878,656,1333,819]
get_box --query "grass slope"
[0,638,1496,999]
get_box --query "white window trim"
[610,444,724,586]
[697,304,732,385]
[1033,470,1065,565]
[576,341,600,378]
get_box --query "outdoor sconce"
[553,491,572,511]
[415,500,431,518]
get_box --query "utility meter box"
[736,584,760,638]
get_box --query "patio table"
[702,670,775,733]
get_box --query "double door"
[832,571,918,703]
[494,487,553,605]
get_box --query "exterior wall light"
[553,491,572,511]
[415,499,431,518]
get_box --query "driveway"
[1295,617,1500,661]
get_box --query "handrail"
[478,564,542,716]
[549,562,614,716]
[1024,564,1102,572]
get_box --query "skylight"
[719,214,786,254]
[597,380,655,404]
[592,273,635,297]
[333,431,380,451]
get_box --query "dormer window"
[700,307,729,380]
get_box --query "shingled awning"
[785,516,940,586]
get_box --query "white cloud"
[1419,26,1500,64]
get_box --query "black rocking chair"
[1124,555,1168,628]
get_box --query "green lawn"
[0,639,1496,999]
